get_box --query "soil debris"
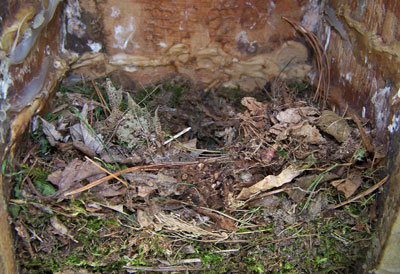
[7,76,387,273]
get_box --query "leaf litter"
[8,75,388,273]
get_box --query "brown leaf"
[317,110,352,143]
[47,159,104,195]
[248,195,280,208]
[332,170,363,198]
[276,108,303,124]
[40,117,63,146]
[194,207,237,231]
[157,172,181,196]
[137,209,154,228]
[14,221,34,257]
[100,148,142,165]
[72,141,97,158]
[276,107,319,124]
[291,122,325,144]
[287,173,338,203]
[50,216,77,242]
[70,104,104,154]
[241,97,266,114]
[95,183,127,197]
[237,163,310,200]
[137,185,157,198]
[269,123,290,140]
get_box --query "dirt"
[5,74,386,273]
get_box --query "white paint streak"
[371,86,391,133]
[235,31,249,44]
[87,41,102,52]
[123,66,138,72]
[362,106,366,118]
[388,114,400,133]
[159,42,167,48]
[0,59,12,99]
[345,72,353,82]
[392,88,400,101]
[113,17,135,49]
[324,25,331,51]
[267,1,275,16]
[301,0,322,32]
[65,0,86,38]
[111,7,120,18]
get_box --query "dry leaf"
[96,183,127,197]
[317,110,352,143]
[269,123,290,140]
[70,104,104,154]
[50,216,77,242]
[249,195,280,208]
[14,221,34,257]
[194,207,237,231]
[287,173,338,203]
[100,148,142,165]
[276,108,303,124]
[237,158,314,200]
[137,185,157,198]
[91,201,127,215]
[241,97,266,114]
[157,172,181,197]
[47,159,104,195]
[276,107,319,124]
[332,170,363,198]
[137,209,154,228]
[40,117,63,146]
[72,141,97,158]
[291,122,325,144]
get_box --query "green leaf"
[353,148,367,161]
[34,180,57,195]
[8,204,21,219]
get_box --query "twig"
[329,175,389,210]
[158,258,202,265]
[64,161,199,196]
[85,156,129,187]
[301,163,338,212]
[22,146,37,164]
[352,113,373,153]
[282,17,330,108]
[26,176,56,200]
[20,158,38,190]
[123,265,202,272]
[138,84,162,105]
[163,127,192,145]
[242,188,286,207]
[91,79,111,116]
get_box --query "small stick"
[352,113,373,153]
[123,266,202,272]
[64,161,199,196]
[91,79,111,115]
[20,158,38,190]
[243,188,286,207]
[85,156,129,188]
[163,127,192,145]
[329,175,389,210]
[22,146,37,164]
